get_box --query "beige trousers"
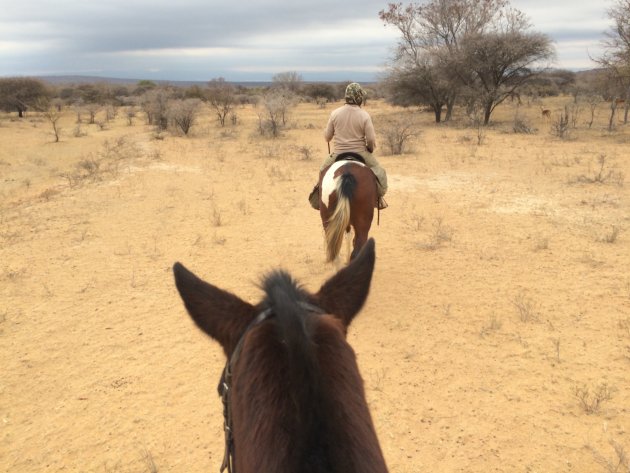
[319,151,388,196]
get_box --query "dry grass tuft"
[571,154,625,187]
[418,217,454,250]
[480,314,502,338]
[512,292,540,323]
[573,382,615,414]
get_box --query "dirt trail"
[1,101,629,472]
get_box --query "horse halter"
[218,301,323,473]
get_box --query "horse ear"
[173,262,255,356]
[316,238,375,327]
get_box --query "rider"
[308,82,388,210]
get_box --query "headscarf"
[345,82,366,106]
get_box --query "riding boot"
[378,196,388,210]
[308,185,320,210]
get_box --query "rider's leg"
[359,151,388,209]
[319,153,336,172]
[309,154,337,210]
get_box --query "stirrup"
[308,186,320,210]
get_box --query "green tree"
[380,0,554,124]
[302,83,337,102]
[595,0,630,124]
[383,51,453,122]
[0,77,49,117]
[454,14,554,124]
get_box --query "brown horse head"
[173,239,388,473]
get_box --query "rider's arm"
[365,116,376,153]
[324,116,334,143]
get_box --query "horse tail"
[325,172,355,262]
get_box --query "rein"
[218,301,323,473]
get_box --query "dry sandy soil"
[1,97,629,472]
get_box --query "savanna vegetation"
[1,1,629,471]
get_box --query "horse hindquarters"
[348,168,376,260]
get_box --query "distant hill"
[35,75,372,88]
[36,75,273,88]
[574,68,606,80]
[34,71,597,90]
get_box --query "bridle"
[218,301,323,473]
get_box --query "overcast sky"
[0,0,613,82]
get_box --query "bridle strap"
[219,308,272,473]
[218,301,323,473]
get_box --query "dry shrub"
[480,314,502,338]
[572,155,625,187]
[168,98,201,135]
[39,188,60,201]
[588,440,629,473]
[294,145,314,161]
[512,115,534,134]
[59,137,139,187]
[418,217,453,250]
[512,292,540,322]
[598,225,621,244]
[380,115,418,155]
[573,383,614,414]
[550,105,571,139]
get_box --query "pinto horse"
[319,156,378,262]
[173,239,388,473]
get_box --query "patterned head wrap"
[345,82,366,105]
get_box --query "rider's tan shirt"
[324,104,376,153]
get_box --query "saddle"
[334,152,366,164]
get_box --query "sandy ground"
[1,98,629,472]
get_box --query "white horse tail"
[325,173,355,262]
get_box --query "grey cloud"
[3,1,390,53]
[0,0,610,80]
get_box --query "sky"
[0,0,614,83]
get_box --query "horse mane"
[233,270,385,473]
[259,270,321,416]
[247,271,333,472]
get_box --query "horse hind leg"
[350,219,371,260]
[350,235,366,260]
[344,228,353,263]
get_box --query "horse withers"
[173,239,388,473]
[319,157,378,263]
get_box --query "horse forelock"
[260,270,307,308]
[258,270,319,364]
